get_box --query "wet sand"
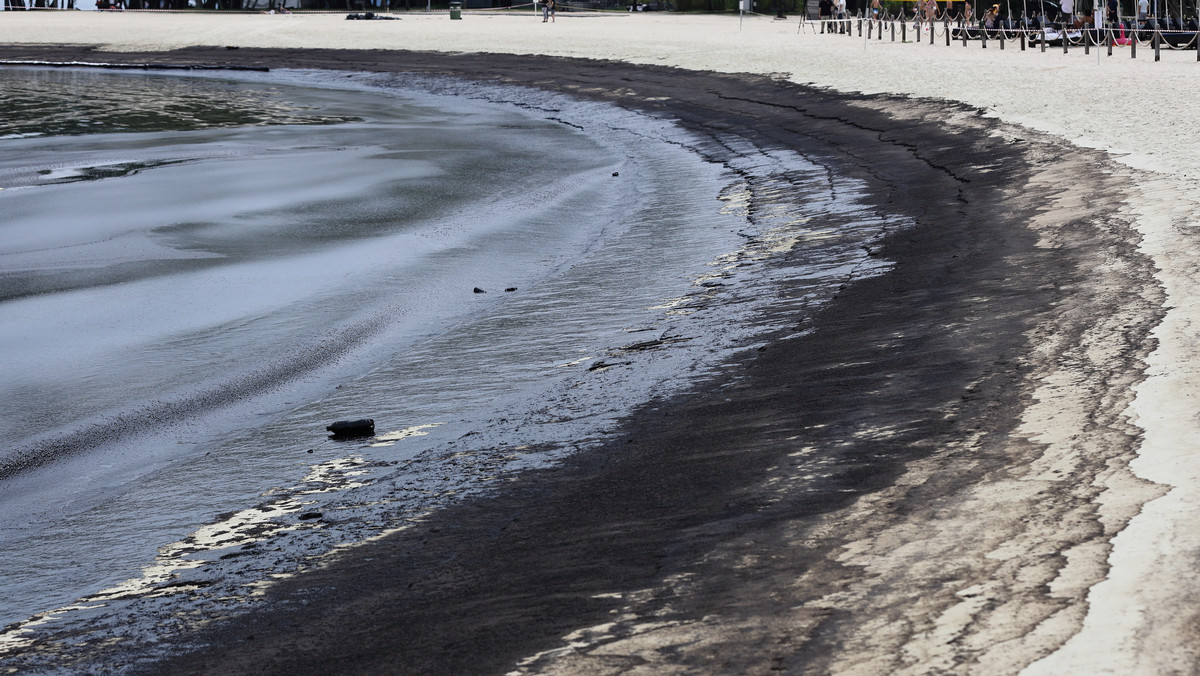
[3,13,1199,674]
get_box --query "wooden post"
[1154,30,1160,60]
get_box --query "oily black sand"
[0,47,1166,673]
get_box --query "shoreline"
[3,15,1200,673]
[140,51,1159,674]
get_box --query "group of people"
[539,0,554,20]
[817,0,846,30]
[977,0,1191,31]
[821,0,974,26]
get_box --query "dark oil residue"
[0,67,359,138]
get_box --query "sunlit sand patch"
[555,355,600,368]
[368,422,443,448]
[89,454,383,604]
[242,515,427,598]
[0,449,410,659]
[648,295,701,311]
[506,577,697,674]
[270,507,442,587]
[0,603,106,656]
[718,181,752,214]
[244,572,300,598]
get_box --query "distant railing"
[796,10,1200,60]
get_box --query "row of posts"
[836,14,1193,60]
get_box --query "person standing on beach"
[983,3,999,28]
[819,0,834,31]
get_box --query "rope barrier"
[799,13,1200,60]
[474,2,537,10]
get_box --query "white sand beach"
[4,11,1200,672]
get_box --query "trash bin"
[449,1,461,18]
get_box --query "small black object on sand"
[327,419,375,438]
[473,287,486,294]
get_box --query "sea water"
[0,66,907,668]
